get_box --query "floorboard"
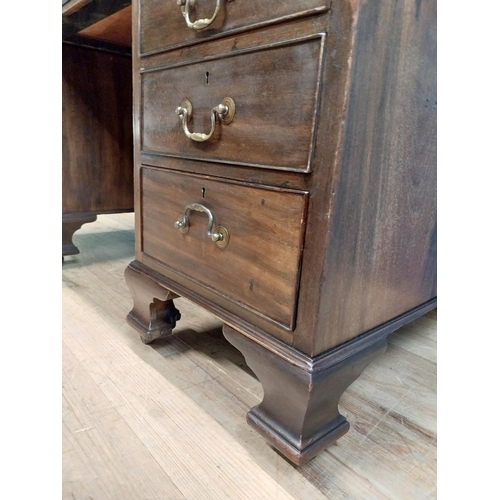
[62,213,437,499]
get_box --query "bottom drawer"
[140,167,308,330]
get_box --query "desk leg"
[223,324,387,466]
[62,214,97,256]
[124,260,181,344]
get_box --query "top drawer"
[140,0,329,55]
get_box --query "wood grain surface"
[134,0,436,356]
[141,35,324,172]
[303,0,437,353]
[62,44,134,216]
[77,5,132,47]
[141,167,308,330]
[140,0,329,55]
[119,0,437,473]
[62,213,437,499]
[62,0,132,54]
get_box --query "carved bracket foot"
[62,213,97,256]
[124,261,181,344]
[223,324,387,465]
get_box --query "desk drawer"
[141,35,325,172]
[140,0,329,55]
[141,166,308,330]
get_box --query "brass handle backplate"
[176,0,221,30]
[174,202,229,249]
[175,97,235,142]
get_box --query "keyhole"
[201,187,206,198]
[205,71,210,85]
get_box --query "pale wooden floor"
[62,213,437,500]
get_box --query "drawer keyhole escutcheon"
[174,202,230,249]
[175,97,235,142]
[176,0,221,30]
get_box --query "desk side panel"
[62,44,134,215]
[298,0,437,354]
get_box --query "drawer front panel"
[141,167,308,330]
[140,0,329,55]
[141,36,325,172]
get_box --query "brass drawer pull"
[175,97,235,142]
[174,202,230,249]
[176,0,221,30]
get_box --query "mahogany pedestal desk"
[124,0,437,465]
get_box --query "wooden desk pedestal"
[62,4,134,257]
[125,0,436,465]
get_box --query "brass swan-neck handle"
[174,202,230,248]
[176,0,221,30]
[175,97,235,142]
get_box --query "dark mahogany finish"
[63,0,132,54]
[141,35,324,172]
[223,324,387,466]
[62,43,134,256]
[124,263,181,344]
[62,213,97,256]
[140,0,329,55]
[125,0,437,465]
[140,167,308,330]
[299,0,438,354]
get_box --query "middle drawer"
[140,166,309,330]
[141,35,325,173]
